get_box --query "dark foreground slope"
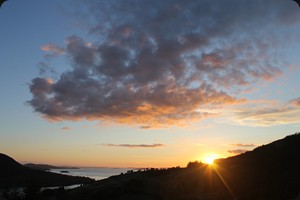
[214,132,300,200]
[0,153,93,188]
[56,133,300,200]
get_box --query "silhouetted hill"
[0,153,94,188]
[214,132,300,200]
[0,153,27,175]
[51,132,300,200]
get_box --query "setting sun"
[203,154,219,165]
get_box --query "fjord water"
[50,167,134,180]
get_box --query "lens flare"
[203,154,218,165]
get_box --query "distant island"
[1,132,300,200]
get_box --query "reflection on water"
[50,167,134,180]
[41,184,81,191]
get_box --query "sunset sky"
[0,0,300,168]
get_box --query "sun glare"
[203,154,218,165]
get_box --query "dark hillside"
[57,133,300,200]
[214,133,300,200]
[0,153,94,188]
[0,153,28,175]
[3,133,300,199]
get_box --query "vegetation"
[61,132,300,200]
[2,133,300,200]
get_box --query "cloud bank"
[28,0,299,127]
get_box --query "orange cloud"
[290,97,300,106]
[41,44,65,55]
[230,144,256,148]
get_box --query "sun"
[203,154,218,165]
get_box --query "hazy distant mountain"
[54,133,300,200]
[0,153,93,188]
[24,163,78,171]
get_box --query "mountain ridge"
[60,132,300,200]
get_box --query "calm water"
[49,168,134,180]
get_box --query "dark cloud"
[101,143,165,148]
[37,62,58,76]
[227,149,248,155]
[37,62,50,75]
[28,0,298,127]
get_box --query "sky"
[0,0,300,168]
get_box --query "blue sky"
[0,0,300,167]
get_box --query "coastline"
[49,167,135,180]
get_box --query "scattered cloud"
[28,0,299,127]
[221,98,300,127]
[61,127,71,130]
[41,44,65,57]
[101,143,165,148]
[227,149,248,155]
[229,106,300,127]
[290,97,300,106]
[140,125,152,130]
[37,62,58,76]
[230,144,256,148]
